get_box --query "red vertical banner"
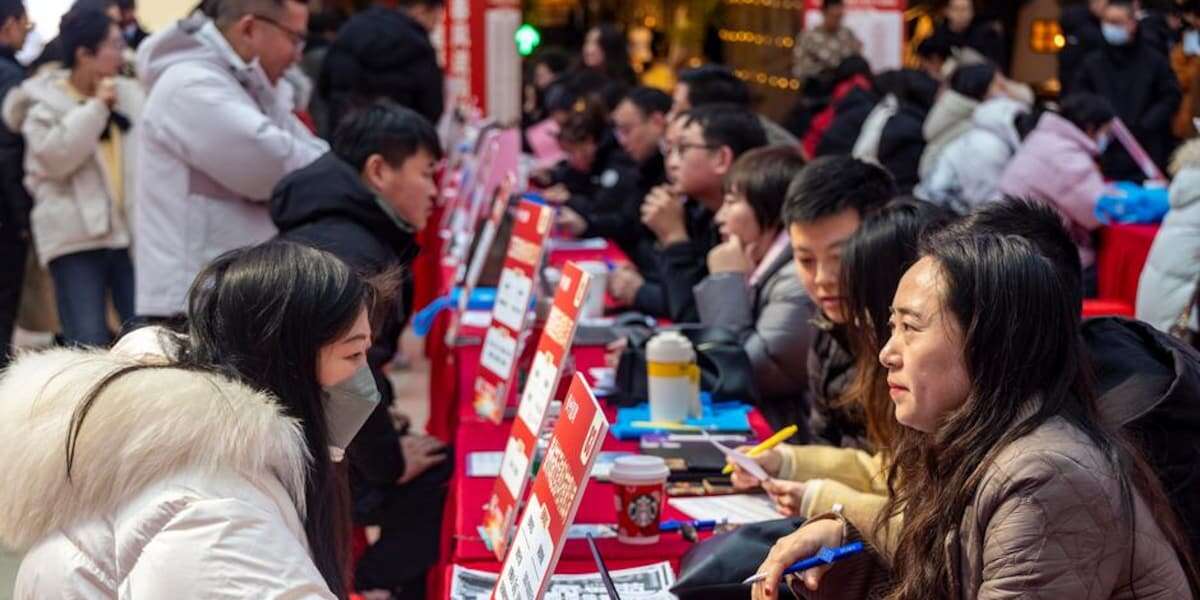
[491,375,610,600]
[473,200,554,423]
[481,262,593,559]
[444,0,521,120]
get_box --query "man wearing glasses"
[132,0,328,320]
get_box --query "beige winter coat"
[2,69,143,265]
[0,346,337,598]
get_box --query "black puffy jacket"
[0,47,29,233]
[271,152,419,485]
[318,7,444,135]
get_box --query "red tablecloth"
[1097,224,1159,310]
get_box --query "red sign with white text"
[481,262,593,559]
[473,200,554,423]
[491,375,610,600]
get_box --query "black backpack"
[1083,317,1200,558]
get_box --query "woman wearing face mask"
[998,93,1113,296]
[752,233,1200,600]
[2,7,141,347]
[694,146,815,433]
[0,241,391,599]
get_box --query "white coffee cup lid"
[610,455,670,484]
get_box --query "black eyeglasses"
[252,14,308,50]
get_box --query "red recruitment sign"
[481,262,593,559]
[473,199,554,423]
[491,374,610,600]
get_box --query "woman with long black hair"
[0,241,393,599]
[752,233,1199,599]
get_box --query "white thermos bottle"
[645,331,700,422]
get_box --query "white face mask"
[1097,133,1112,153]
[1102,23,1131,46]
[1185,30,1200,56]
[321,365,381,460]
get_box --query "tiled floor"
[0,328,433,595]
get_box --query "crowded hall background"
[0,0,1198,599]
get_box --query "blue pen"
[741,542,865,585]
[660,519,719,533]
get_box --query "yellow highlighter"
[721,424,798,475]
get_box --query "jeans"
[48,248,134,347]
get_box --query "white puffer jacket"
[133,15,328,316]
[0,346,336,599]
[2,69,143,265]
[916,97,1027,214]
[1137,142,1200,331]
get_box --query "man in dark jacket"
[641,104,767,323]
[781,156,896,449]
[1059,1,1107,97]
[1075,0,1181,180]
[0,0,29,369]
[926,0,1008,71]
[271,103,448,599]
[318,0,444,137]
[117,0,148,49]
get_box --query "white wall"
[138,0,199,33]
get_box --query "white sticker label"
[480,326,517,378]
[494,268,533,331]
[499,436,530,499]
[517,351,557,433]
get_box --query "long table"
[426,241,772,598]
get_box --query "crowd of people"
[0,0,1196,598]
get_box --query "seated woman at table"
[693,146,815,433]
[750,233,1199,600]
[0,241,386,598]
[998,92,1114,296]
[731,199,951,535]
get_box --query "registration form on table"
[668,494,785,524]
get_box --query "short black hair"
[1060,93,1115,134]
[682,103,768,159]
[333,102,443,172]
[74,0,117,10]
[533,47,571,77]
[1108,0,1135,15]
[619,86,672,117]
[0,0,24,24]
[398,0,446,7]
[949,62,996,101]
[916,36,952,61]
[558,97,608,144]
[60,8,114,69]
[678,64,751,107]
[116,0,134,10]
[726,146,806,232]
[824,0,845,8]
[931,197,1084,313]
[782,156,897,225]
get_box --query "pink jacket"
[999,112,1106,266]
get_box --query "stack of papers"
[450,562,675,599]
[669,494,785,524]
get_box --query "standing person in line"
[1059,0,1109,97]
[0,242,387,599]
[793,0,862,84]
[133,0,329,320]
[3,8,142,346]
[319,0,445,136]
[0,0,30,366]
[116,0,148,49]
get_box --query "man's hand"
[397,434,447,485]
[640,185,688,245]
[608,267,644,306]
[707,234,755,274]
[556,206,588,237]
[542,184,571,206]
[96,77,117,108]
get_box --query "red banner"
[473,200,554,423]
[491,374,610,600]
[481,262,593,558]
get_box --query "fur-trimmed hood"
[0,347,310,552]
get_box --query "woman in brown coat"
[752,233,1199,599]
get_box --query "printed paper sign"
[472,200,554,423]
[481,263,592,558]
[491,374,610,600]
